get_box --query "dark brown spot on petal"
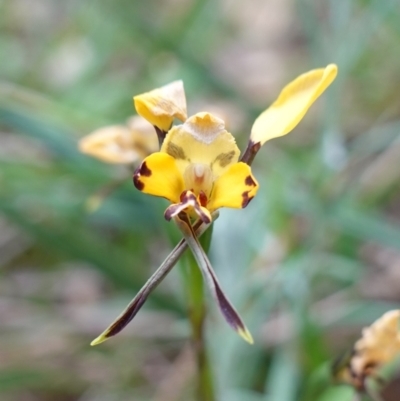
[199,191,208,207]
[215,151,236,167]
[140,161,152,177]
[133,174,144,190]
[180,190,189,202]
[133,165,145,190]
[245,175,256,187]
[241,191,254,208]
[167,142,186,159]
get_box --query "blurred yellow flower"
[78,115,158,164]
[333,310,400,392]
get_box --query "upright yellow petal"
[133,152,184,203]
[251,64,338,145]
[134,80,187,132]
[207,162,259,211]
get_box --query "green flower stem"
[181,221,215,401]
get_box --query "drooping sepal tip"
[90,332,110,346]
[238,326,254,345]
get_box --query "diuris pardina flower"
[133,112,258,225]
[91,64,338,346]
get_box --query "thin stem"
[240,140,261,166]
[180,219,215,401]
[154,126,168,148]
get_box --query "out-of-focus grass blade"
[221,389,266,401]
[348,121,400,157]
[0,106,86,162]
[264,348,299,401]
[0,200,180,312]
[316,386,354,401]
[332,204,400,251]
[0,369,54,392]
[0,200,133,287]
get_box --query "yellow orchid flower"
[90,64,338,346]
[133,112,259,225]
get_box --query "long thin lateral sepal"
[91,217,216,346]
[174,215,253,344]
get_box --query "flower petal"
[161,112,240,178]
[133,152,184,203]
[174,215,253,344]
[78,125,141,164]
[91,217,215,345]
[207,162,259,211]
[251,64,338,145]
[133,80,187,132]
[165,190,212,224]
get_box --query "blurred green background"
[1,0,400,400]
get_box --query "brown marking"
[240,140,262,166]
[140,161,152,177]
[215,151,235,167]
[180,190,189,202]
[106,292,146,338]
[133,166,145,190]
[167,142,186,159]
[184,191,197,203]
[133,174,144,190]
[245,175,256,187]
[199,191,208,207]
[155,126,167,147]
[194,176,205,185]
[196,206,211,224]
[133,161,151,190]
[165,203,184,221]
[241,191,254,208]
